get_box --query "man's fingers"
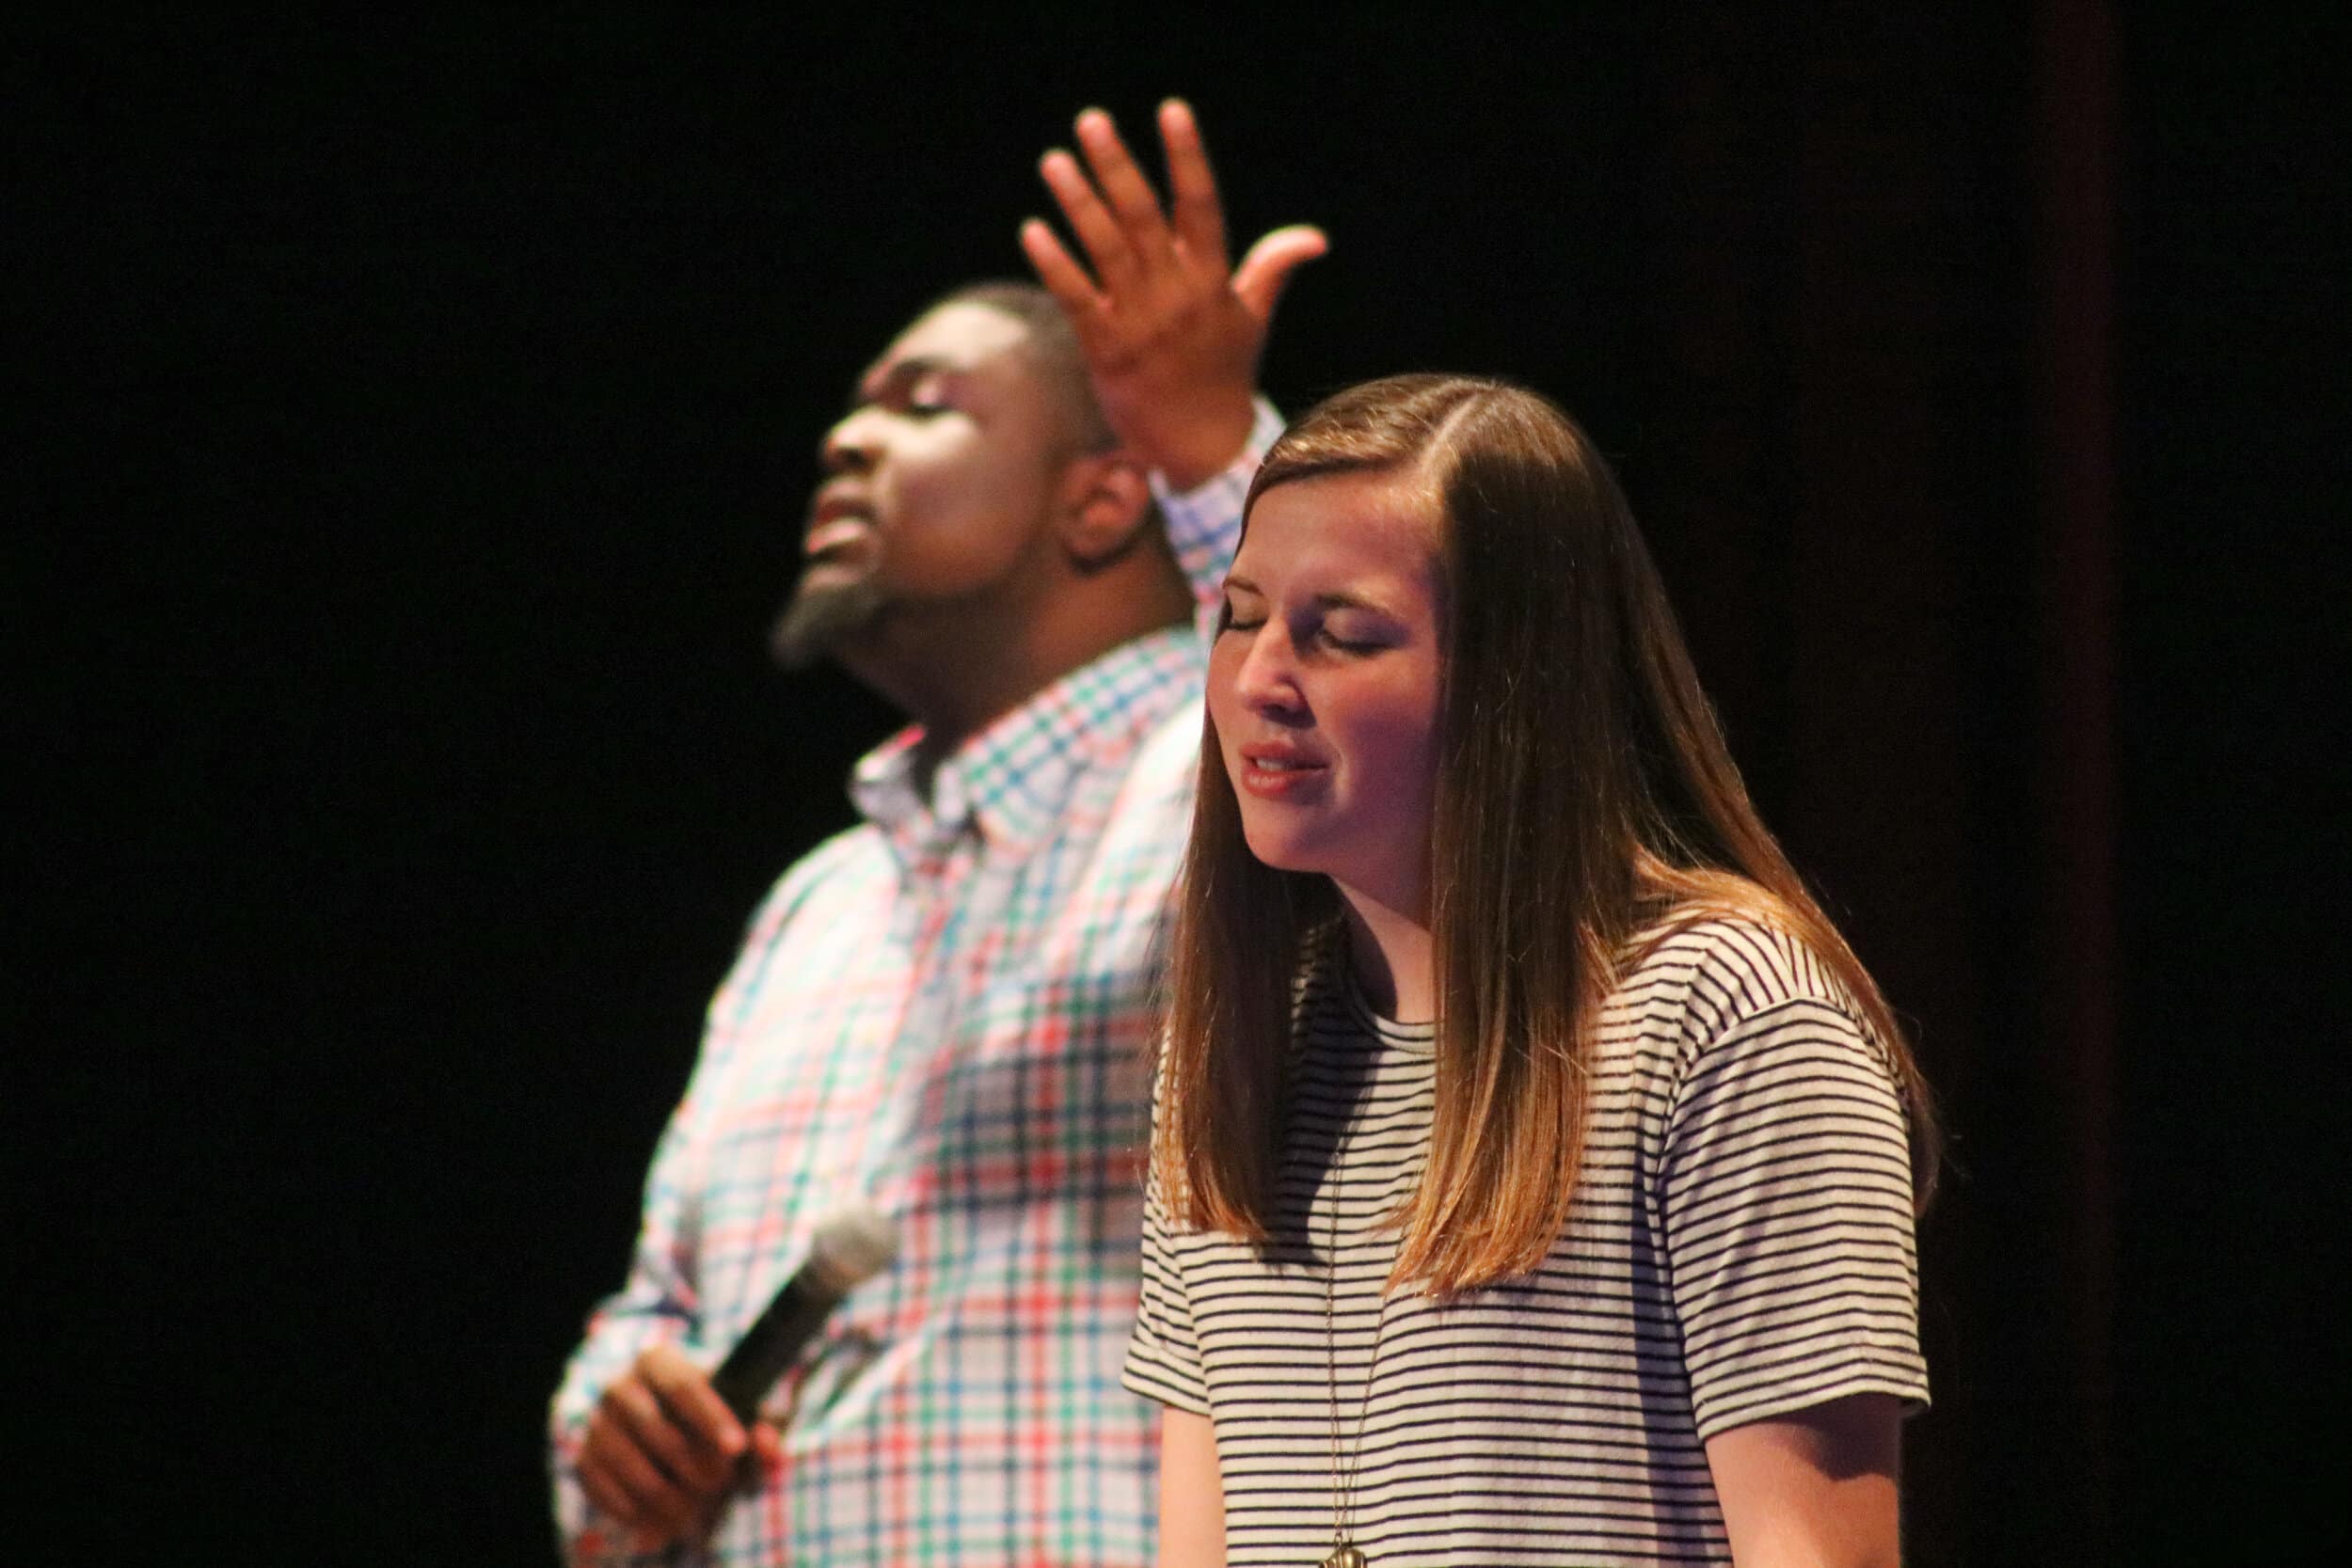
[582,1411,697,1541]
[606,1376,722,1495]
[1073,108,1174,259]
[1019,216,1106,322]
[589,1444,683,1540]
[576,1442,649,1529]
[1231,225,1331,322]
[638,1347,749,1497]
[639,1346,747,1458]
[1158,98,1229,264]
[1040,148,1139,295]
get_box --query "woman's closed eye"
[1310,609,1409,654]
[1216,606,1391,654]
[1315,625,1389,655]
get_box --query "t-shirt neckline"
[1337,953,1436,1055]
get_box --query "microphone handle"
[707,1277,846,1424]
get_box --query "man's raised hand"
[1021,99,1326,490]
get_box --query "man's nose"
[821,408,882,474]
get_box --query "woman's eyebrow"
[1222,575,1402,618]
[1311,589,1402,618]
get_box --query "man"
[549,101,1324,1566]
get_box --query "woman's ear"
[1054,451,1156,568]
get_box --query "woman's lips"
[1234,748,1328,800]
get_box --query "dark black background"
[14,7,2344,1564]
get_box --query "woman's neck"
[1337,883,1435,1024]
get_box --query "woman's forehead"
[1239,470,1440,577]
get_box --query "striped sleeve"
[1120,1101,1212,1415]
[1657,923,1929,1440]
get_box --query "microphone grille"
[805,1204,900,1294]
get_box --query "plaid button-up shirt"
[551,406,1278,1567]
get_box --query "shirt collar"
[849,626,1200,857]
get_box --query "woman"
[1125,374,1937,1567]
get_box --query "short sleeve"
[1657,924,1930,1440]
[1120,1132,1212,1416]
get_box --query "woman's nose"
[1232,626,1306,717]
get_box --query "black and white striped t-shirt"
[1123,917,1928,1566]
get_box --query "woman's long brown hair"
[1159,373,1939,1294]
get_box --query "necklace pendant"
[1321,1546,1368,1568]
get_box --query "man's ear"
[1053,451,1155,569]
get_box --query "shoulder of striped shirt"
[1624,911,1884,1062]
[1277,911,1880,1073]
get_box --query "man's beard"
[769,574,886,671]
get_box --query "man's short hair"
[933,280,1118,453]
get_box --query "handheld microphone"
[708,1205,900,1424]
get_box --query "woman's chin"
[1239,828,1319,879]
